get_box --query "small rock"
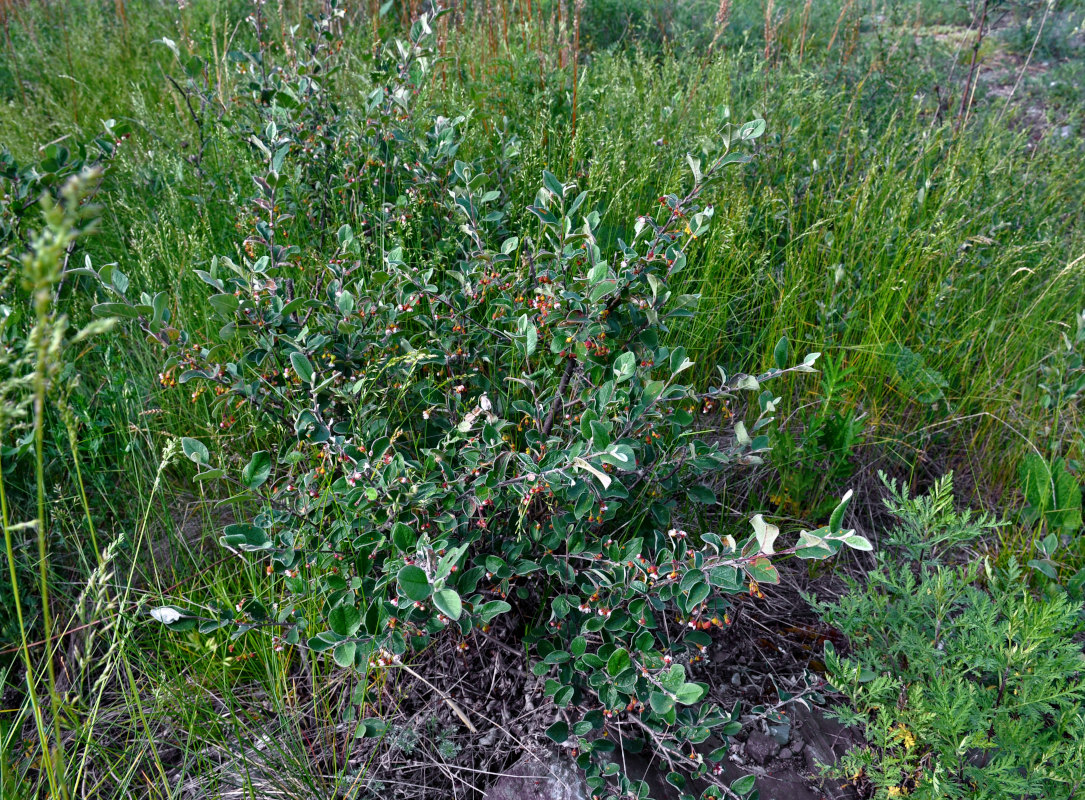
[484,750,588,800]
[731,673,741,686]
[804,744,825,775]
[778,747,793,760]
[791,704,853,776]
[746,731,780,766]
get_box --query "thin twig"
[541,357,576,436]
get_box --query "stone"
[790,705,863,798]
[792,705,852,775]
[745,731,780,766]
[484,750,588,800]
[778,747,793,760]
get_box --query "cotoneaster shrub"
[90,7,870,799]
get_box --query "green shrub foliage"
[816,474,1085,800]
[91,8,868,798]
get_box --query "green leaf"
[542,170,565,199]
[589,280,617,303]
[307,631,344,652]
[773,335,789,370]
[745,557,779,585]
[433,589,462,620]
[751,514,779,555]
[544,650,571,664]
[687,484,717,505]
[708,564,740,590]
[525,322,538,356]
[599,445,636,470]
[661,664,685,692]
[221,523,272,551]
[650,692,674,714]
[329,604,361,637]
[1021,453,1052,510]
[392,522,416,552]
[686,153,703,185]
[734,421,751,445]
[829,489,853,534]
[333,641,357,668]
[181,437,209,465]
[674,683,707,705]
[737,118,766,140]
[1029,558,1059,580]
[842,533,873,551]
[589,420,611,450]
[398,565,431,601]
[730,774,757,796]
[606,648,631,677]
[241,451,272,489]
[356,718,387,738]
[613,351,636,382]
[478,600,511,623]
[794,531,833,559]
[1051,458,1083,532]
[91,302,140,319]
[642,380,665,406]
[687,581,710,608]
[290,351,314,384]
[208,293,240,318]
[735,375,760,392]
[545,721,570,743]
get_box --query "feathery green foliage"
[816,474,1085,799]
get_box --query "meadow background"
[1,0,1083,797]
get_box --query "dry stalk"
[798,0,812,63]
[398,663,478,733]
[763,0,775,62]
[707,0,732,53]
[827,0,856,55]
[956,0,990,133]
[570,0,584,146]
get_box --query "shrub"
[0,119,131,251]
[91,8,870,799]
[815,473,1085,800]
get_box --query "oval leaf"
[433,589,462,620]
[181,437,209,465]
[242,451,272,489]
[328,604,362,637]
[398,565,431,601]
[290,351,315,384]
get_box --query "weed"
[815,474,1085,799]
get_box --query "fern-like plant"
[812,473,1085,799]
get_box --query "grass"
[0,0,1083,797]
